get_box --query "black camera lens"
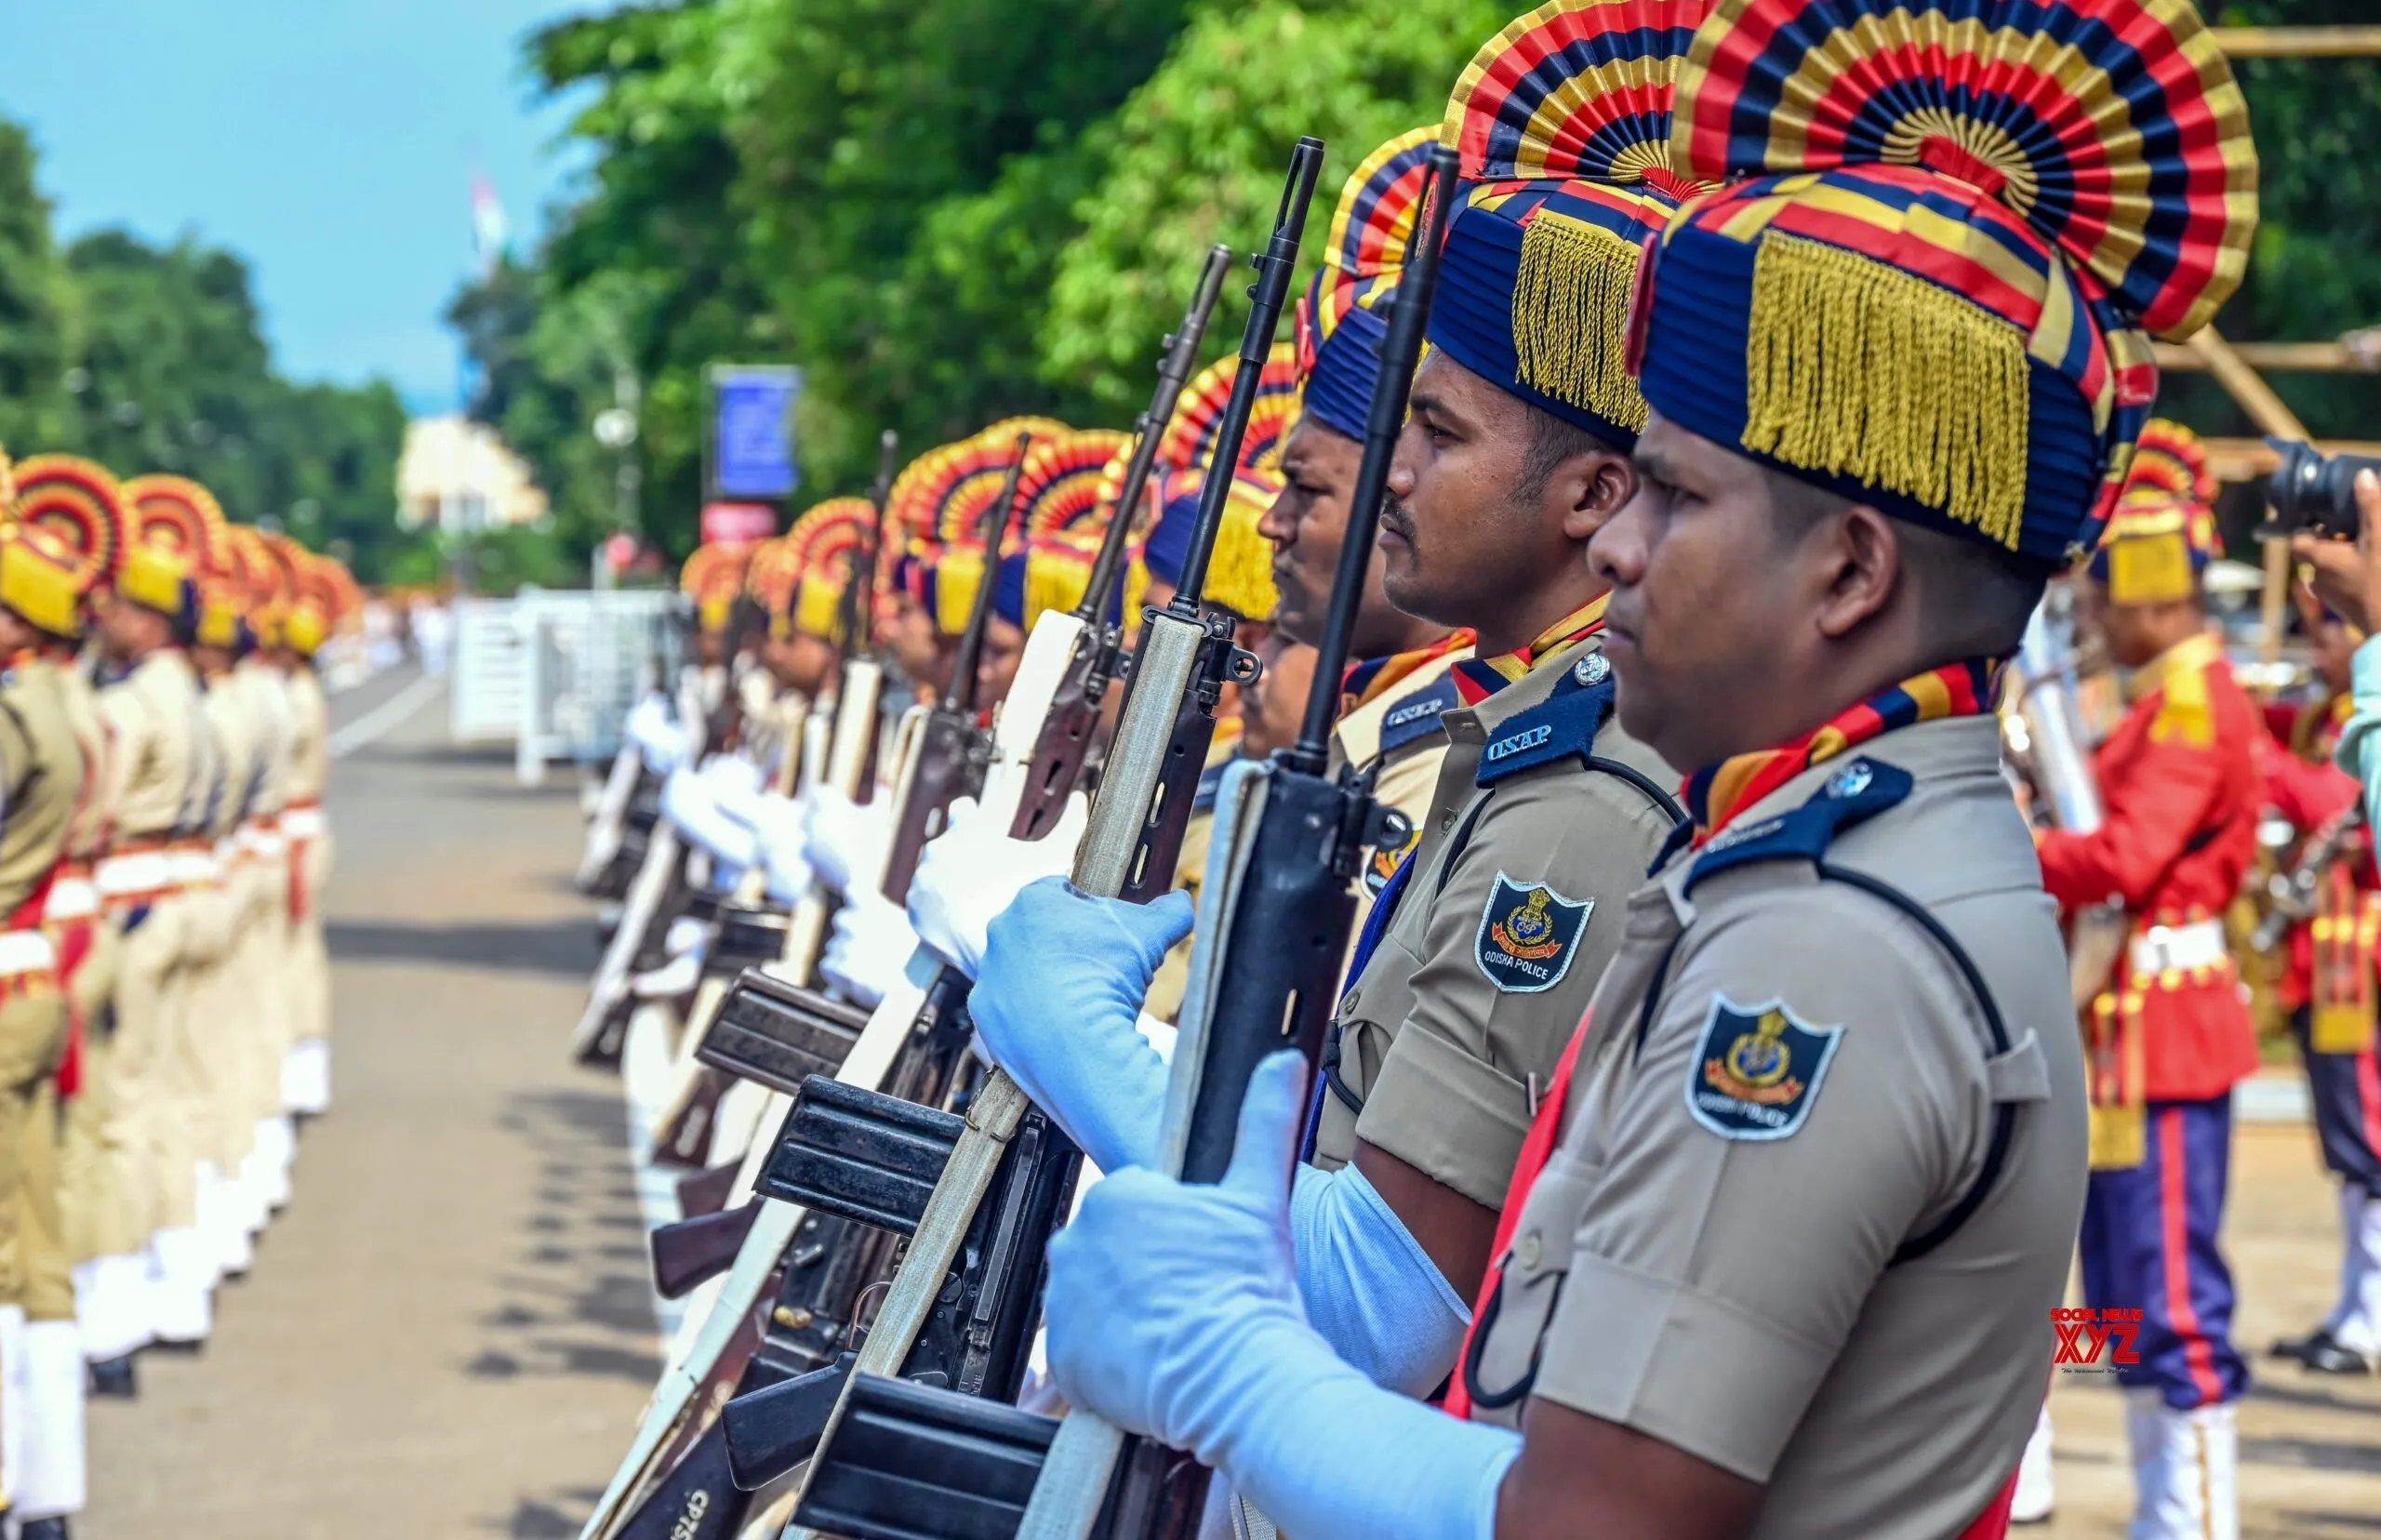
[2267,437,2381,540]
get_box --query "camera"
[2265,437,2381,539]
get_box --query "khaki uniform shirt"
[0,659,87,915]
[201,670,257,840]
[1313,634,1681,1209]
[284,666,329,805]
[98,649,200,841]
[236,657,292,819]
[1330,647,1470,937]
[52,661,111,863]
[1469,717,2084,1538]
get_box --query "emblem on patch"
[1683,996,1843,1141]
[1363,825,1421,896]
[1474,873,1592,993]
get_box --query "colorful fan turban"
[1297,128,1442,443]
[7,456,121,613]
[226,526,290,647]
[0,522,91,640]
[116,473,228,620]
[1633,0,2258,563]
[1153,347,1299,478]
[1019,430,1134,542]
[1137,464,1284,622]
[772,497,876,642]
[680,542,755,633]
[2121,418,2217,510]
[1427,0,1711,449]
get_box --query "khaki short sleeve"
[1353,768,1672,1208]
[1526,887,1989,1480]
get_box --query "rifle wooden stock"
[574,825,686,1065]
[651,1200,763,1299]
[677,1159,742,1220]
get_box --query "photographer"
[2292,469,2381,829]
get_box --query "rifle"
[582,435,1032,1540]
[773,139,1454,1540]
[725,138,1325,1540]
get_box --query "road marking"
[328,672,448,759]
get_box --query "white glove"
[744,791,816,906]
[818,893,920,1008]
[803,786,895,902]
[627,696,687,773]
[907,793,1091,978]
[660,765,759,870]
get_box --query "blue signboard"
[712,365,803,498]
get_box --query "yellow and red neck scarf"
[1340,629,1474,717]
[1449,596,1609,707]
[1684,657,2003,847]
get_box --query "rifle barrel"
[1172,138,1325,610]
[840,429,899,664]
[1292,144,1459,770]
[1076,246,1235,624]
[943,432,1032,713]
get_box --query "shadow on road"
[326,918,595,980]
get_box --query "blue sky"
[6,0,592,416]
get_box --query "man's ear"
[1561,450,1636,543]
[1813,503,1901,641]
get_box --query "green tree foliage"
[0,113,412,578]
[0,120,74,457]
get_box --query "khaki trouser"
[173,878,243,1175]
[108,894,188,1236]
[56,914,131,1266]
[287,829,333,1046]
[0,982,72,1318]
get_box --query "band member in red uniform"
[2036,470,2262,1535]
[2263,600,2381,1374]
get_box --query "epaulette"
[1475,651,1616,787]
[1377,672,1461,759]
[1684,758,1914,893]
[2149,661,2214,749]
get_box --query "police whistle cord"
[729,139,1324,1540]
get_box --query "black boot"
[2302,1337,2374,1375]
[2269,1326,2337,1363]
[19,1515,74,1539]
[87,1353,138,1398]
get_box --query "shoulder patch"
[1474,872,1593,993]
[1377,673,1460,758]
[1475,657,1616,787]
[1363,821,1422,896]
[1683,996,1843,1141]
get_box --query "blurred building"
[397,416,548,533]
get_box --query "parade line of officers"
[0,454,348,1537]
[572,3,2372,1538]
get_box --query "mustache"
[1378,495,1415,541]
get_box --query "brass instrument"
[2253,800,2365,953]
[2004,585,2130,1007]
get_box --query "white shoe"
[15,1319,88,1518]
[146,1230,215,1346]
[2126,1390,2238,1540]
[2012,1404,2055,1522]
[284,1039,331,1116]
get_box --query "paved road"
[84,665,655,1539]
[74,663,2381,1536]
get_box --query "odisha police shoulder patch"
[1683,995,1843,1141]
[1473,872,1591,994]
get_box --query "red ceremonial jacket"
[2264,693,2378,1011]
[2036,631,2262,1101]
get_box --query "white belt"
[0,930,60,978]
[241,823,287,859]
[281,806,327,839]
[2127,919,2228,977]
[47,877,100,922]
[167,851,221,885]
[97,851,172,897]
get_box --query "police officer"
[0,521,94,1539]
[1265,128,1475,913]
[92,519,210,1348]
[2263,596,2381,1374]
[1011,3,2251,1537]
[2036,488,2263,1532]
[273,543,337,1120]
